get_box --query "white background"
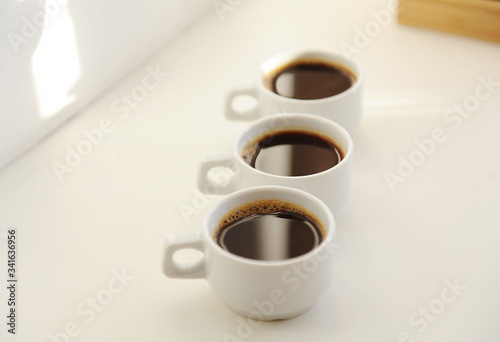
[1,0,500,341]
[0,0,209,170]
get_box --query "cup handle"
[225,86,260,121]
[197,153,238,195]
[162,232,205,279]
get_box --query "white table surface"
[1,0,500,341]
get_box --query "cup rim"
[203,185,336,266]
[233,113,354,179]
[257,48,364,104]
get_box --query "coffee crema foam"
[214,199,325,239]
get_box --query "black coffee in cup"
[263,59,356,100]
[214,199,324,261]
[241,130,344,177]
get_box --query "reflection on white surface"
[31,4,80,119]
[364,88,455,115]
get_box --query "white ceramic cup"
[162,185,336,321]
[197,113,353,214]
[225,49,364,133]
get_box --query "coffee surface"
[265,60,355,100]
[215,200,324,261]
[241,130,343,177]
